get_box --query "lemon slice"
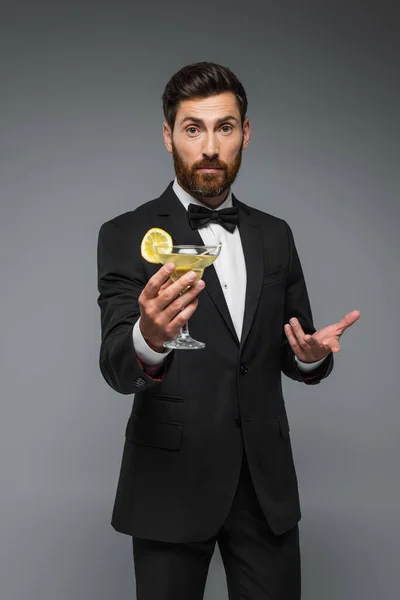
[140,227,173,264]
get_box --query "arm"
[132,317,172,379]
[97,219,174,394]
[280,221,334,385]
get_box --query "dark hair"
[162,61,248,131]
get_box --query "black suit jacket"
[97,181,334,542]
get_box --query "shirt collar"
[172,176,233,212]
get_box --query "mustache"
[195,164,224,169]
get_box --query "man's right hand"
[138,263,206,352]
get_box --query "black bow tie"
[187,203,239,233]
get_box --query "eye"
[186,124,233,136]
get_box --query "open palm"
[284,310,361,363]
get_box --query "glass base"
[163,335,205,350]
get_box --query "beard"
[171,137,244,198]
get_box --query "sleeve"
[280,221,334,385]
[132,317,172,379]
[295,354,329,372]
[97,218,174,394]
[132,317,173,366]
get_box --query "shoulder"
[235,197,290,231]
[99,196,161,235]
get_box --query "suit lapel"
[155,182,264,349]
[233,195,264,350]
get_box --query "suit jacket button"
[235,416,242,427]
[240,364,249,375]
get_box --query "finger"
[169,297,199,331]
[157,270,200,311]
[304,333,328,350]
[327,340,341,353]
[337,309,361,335]
[304,334,333,359]
[288,318,312,351]
[142,263,175,300]
[165,280,206,320]
[159,278,174,293]
[284,324,303,357]
[304,334,318,347]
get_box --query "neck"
[192,190,229,209]
[179,180,230,209]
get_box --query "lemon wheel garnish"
[140,227,173,264]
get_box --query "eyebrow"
[180,115,239,127]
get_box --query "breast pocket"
[262,266,285,288]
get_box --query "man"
[97,62,360,599]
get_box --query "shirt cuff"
[295,354,328,372]
[132,317,173,367]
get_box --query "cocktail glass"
[152,243,222,349]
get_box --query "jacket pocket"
[126,414,183,450]
[262,266,285,287]
[150,394,184,403]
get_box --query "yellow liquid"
[157,253,217,283]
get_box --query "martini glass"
[152,243,222,349]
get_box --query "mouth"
[197,168,223,173]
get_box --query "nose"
[202,133,219,159]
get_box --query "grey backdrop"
[1,1,398,599]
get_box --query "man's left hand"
[284,310,361,363]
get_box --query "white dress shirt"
[133,177,327,373]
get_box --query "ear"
[163,121,173,153]
[242,117,251,150]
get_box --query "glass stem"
[179,287,190,339]
[180,321,190,339]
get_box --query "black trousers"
[132,450,301,599]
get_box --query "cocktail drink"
[152,244,222,349]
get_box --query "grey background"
[1,1,398,599]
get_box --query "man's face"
[163,91,250,208]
